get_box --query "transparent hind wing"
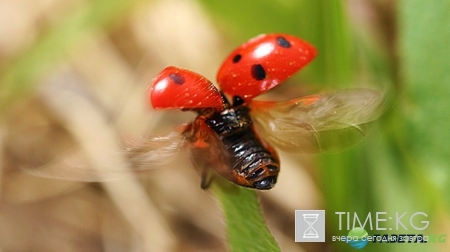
[125,130,186,171]
[20,150,110,182]
[21,130,187,181]
[250,88,383,153]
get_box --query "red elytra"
[150,66,224,110]
[216,34,317,101]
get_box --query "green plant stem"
[211,177,281,252]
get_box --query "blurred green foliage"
[212,177,281,252]
[199,0,450,251]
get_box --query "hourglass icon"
[302,214,319,238]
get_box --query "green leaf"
[211,177,280,252]
[399,1,450,206]
[198,0,308,37]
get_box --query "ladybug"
[22,34,381,188]
[148,34,382,190]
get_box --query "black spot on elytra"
[276,36,291,48]
[169,73,185,85]
[251,64,266,80]
[232,95,244,106]
[232,54,242,63]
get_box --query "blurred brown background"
[2,0,450,252]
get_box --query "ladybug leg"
[191,117,212,148]
[181,120,209,148]
[192,118,216,189]
[186,116,223,189]
[200,169,214,189]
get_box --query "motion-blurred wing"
[21,130,187,181]
[250,88,383,153]
[125,130,187,171]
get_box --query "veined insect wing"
[250,88,384,153]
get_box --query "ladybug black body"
[199,100,279,190]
